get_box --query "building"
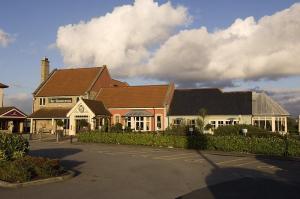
[168,89,289,133]
[96,84,174,132]
[0,83,27,133]
[29,57,290,135]
[66,84,174,135]
[28,57,128,134]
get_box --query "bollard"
[284,134,289,157]
[56,132,59,142]
[70,135,73,143]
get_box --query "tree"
[196,108,207,133]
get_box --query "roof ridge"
[85,67,105,94]
[33,69,58,96]
[56,66,103,71]
[101,84,169,89]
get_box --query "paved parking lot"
[1,141,300,199]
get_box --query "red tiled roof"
[96,85,172,108]
[82,99,111,116]
[110,79,129,87]
[35,67,104,97]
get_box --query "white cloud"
[0,28,14,47]
[55,2,300,87]
[56,0,189,76]
[147,3,300,85]
[5,93,32,114]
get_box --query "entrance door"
[75,119,89,133]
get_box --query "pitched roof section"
[35,67,104,97]
[0,107,27,118]
[168,89,252,116]
[97,85,171,108]
[28,108,71,118]
[110,79,129,87]
[252,92,289,116]
[0,83,8,88]
[82,99,111,116]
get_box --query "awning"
[124,110,153,117]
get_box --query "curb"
[0,170,75,188]
[198,150,300,162]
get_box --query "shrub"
[165,125,200,136]
[0,133,29,161]
[0,156,64,183]
[213,124,282,138]
[110,123,123,132]
[78,131,300,157]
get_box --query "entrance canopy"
[124,110,153,117]
[28,108,70,119]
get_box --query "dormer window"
[39,98,46,106]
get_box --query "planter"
[0,170,75,188]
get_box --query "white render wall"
[167,115,252,127]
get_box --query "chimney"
[0,83,8,108]
[41,57,50,82]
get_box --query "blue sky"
[0,0,300,115]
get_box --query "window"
[233,121,239,125]
[114,115,120,124]
[156,115,162,130]
[173,118,182,126]
[125,117,131,128]
[210,121,216,129]
[225,121,231,125]
[218,121,224,127]
[188,119,196,127]
[135,117,144,131]
[39,98,46,106]
[146,117,150,131]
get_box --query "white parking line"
[216,158,248,165]
[235,160,259,167]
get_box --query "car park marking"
[153,153,195,160]
[216,158,248,165]
[153,153,199,160]
[235,160,259,167]
[257,165,281,170]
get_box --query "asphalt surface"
[0,140,300,199]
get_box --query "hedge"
[0,156,64,183]
[0,133,29,161]
[78,132,300,157]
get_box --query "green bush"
[110,123,123,132]
[0,156,64,183]
[213,124,282,138]
[0,133,29,161]
[165,125,200,136]
[78,131,300,157]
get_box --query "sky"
[0,0,300,116]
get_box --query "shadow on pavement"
[29,148,84,176]
[176,150,300,199]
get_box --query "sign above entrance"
[78,105,85,113]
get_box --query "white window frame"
[135,116,144,131]
[39,97,46,106]
[114,114,121,124]
[155,114,163,131]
